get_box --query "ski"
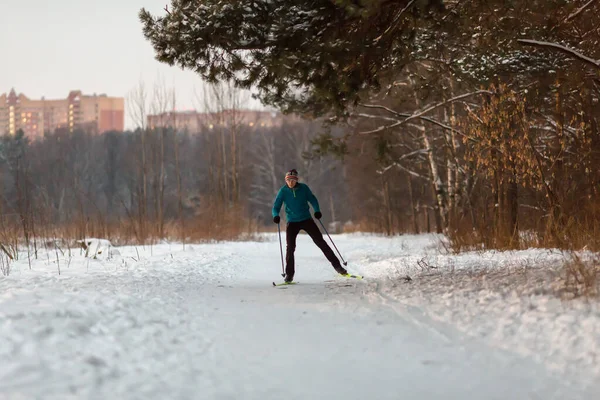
[273,274,362,286]
[341,273,364,280]
[272,281,298,287]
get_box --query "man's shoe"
[284,275,294,283]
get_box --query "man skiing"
[272,169,348,283]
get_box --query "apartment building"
[147,109,286,132]
[0,89,124,138]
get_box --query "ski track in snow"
[0,234,598,400]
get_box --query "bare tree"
[126,80,149,241]
[149,74,176,237]
[198,80,251,206]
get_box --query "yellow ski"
[272,281,298,287]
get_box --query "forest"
[1,0,599,256]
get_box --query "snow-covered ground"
[0,233,598,399]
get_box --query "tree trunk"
[382,176,393,235]
[584,81,600,197]
[446,79,461,229]
[158,128,166,237]
[174,131,184,246]
[329,192,336,223]
[407,172,419,233]
[421,127,447,232]
[507,167,519,246]
[231,113,239,204]
[140,129,148,241]
[410,76,448,231]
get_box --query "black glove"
[314,211,322,220]
[273,216,281,224]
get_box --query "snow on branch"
[377,162,431,181]
[395,149,430,162]
[351,112,400,123]
[565,0,597,22]
[412,115,469,139]
[398,90,493,127]
[517,39,600,70]
[355,104,469,138]
[358,103,404,118]
[357,120,403,135]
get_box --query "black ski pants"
[285,218,344,279]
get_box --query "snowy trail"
[0,234,598,399]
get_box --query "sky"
[0,0,263,129]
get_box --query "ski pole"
[317,219,347,266]
[277,222,285,277]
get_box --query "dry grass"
[0,197,265,256]
[446,218,491,254]
[341,219,394,235]
[564,253,599,299]
[402,255,599,301]
[449,205,600,251]
[446,210,600,298]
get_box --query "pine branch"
[518,39,600,69]
[373,0,416,43]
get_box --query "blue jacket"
[272,183,320,223]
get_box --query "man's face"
[286,178,297,188]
